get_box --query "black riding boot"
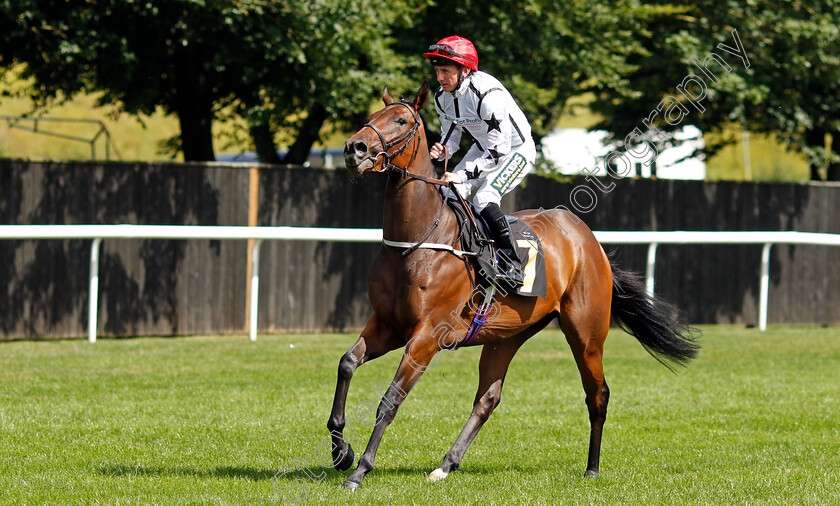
[480,203,524,289]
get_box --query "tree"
[4,1,836,174]
[2,1,232,160]
[587,0,840,181]
[742,1,840,180]
[392,1,686,145]
[0,0,423,162]
[237,0,426,164]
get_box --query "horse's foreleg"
[342,329,439,490]
[429,339,525,482]
[328,315,401,471]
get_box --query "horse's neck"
[382,156,446,243]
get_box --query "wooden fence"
[1,159,838,338]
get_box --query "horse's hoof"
[585,468,600,478]
[334,446,355,472]
[342,479,360,491]
[427,468,449,482]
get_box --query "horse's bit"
[362,101,423,176]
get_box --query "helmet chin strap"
[453,67,471,94]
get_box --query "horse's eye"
[396,118,408,126]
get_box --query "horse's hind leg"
[327,314,402,470]
[429,329,536,482]
[560,301,611,477]
[428,342,521,482]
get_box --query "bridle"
[362,101,421,174]
[359,92,494,347]
[362,101,446,185]
[361,99,479,260]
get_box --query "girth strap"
[455,284,497,349]
[382,238,476,258]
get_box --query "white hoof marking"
[427,468,449,482]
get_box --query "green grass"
[557,100,811,183]
[0,67,181,162]
[1,326,839,504]
[703,128,810,182]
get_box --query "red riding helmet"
[423,35,479,71]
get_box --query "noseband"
[362,101,461,256]
[362,102,423,177]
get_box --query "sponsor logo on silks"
[443,114,482,126]
[490,153,528,194]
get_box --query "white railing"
[1,225,839,341]
[0,225,380,343]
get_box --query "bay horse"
[332,81,699,489]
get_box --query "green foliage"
[1,0,837,176]
[0,0,425,160]
[399,0,687,143]
[743,0,840,179]
[588,0,840,180]
[225,0,425,136]
[1,326,839,503]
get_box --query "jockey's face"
[435,64,467,92]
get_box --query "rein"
[367,102,465,257]
[367,99,491,344]
[362,101,450,186]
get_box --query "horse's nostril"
[354,141,368,155]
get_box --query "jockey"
[424,35,536,288]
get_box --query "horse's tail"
[609,259,701,371]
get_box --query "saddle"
[444,191,547,298]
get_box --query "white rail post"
[646,243,658,295]
[759,242,772,331]
[88,238,102,343]
[249,239,264,342]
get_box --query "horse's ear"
[382,86,394,106]
[413,81,430,110]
